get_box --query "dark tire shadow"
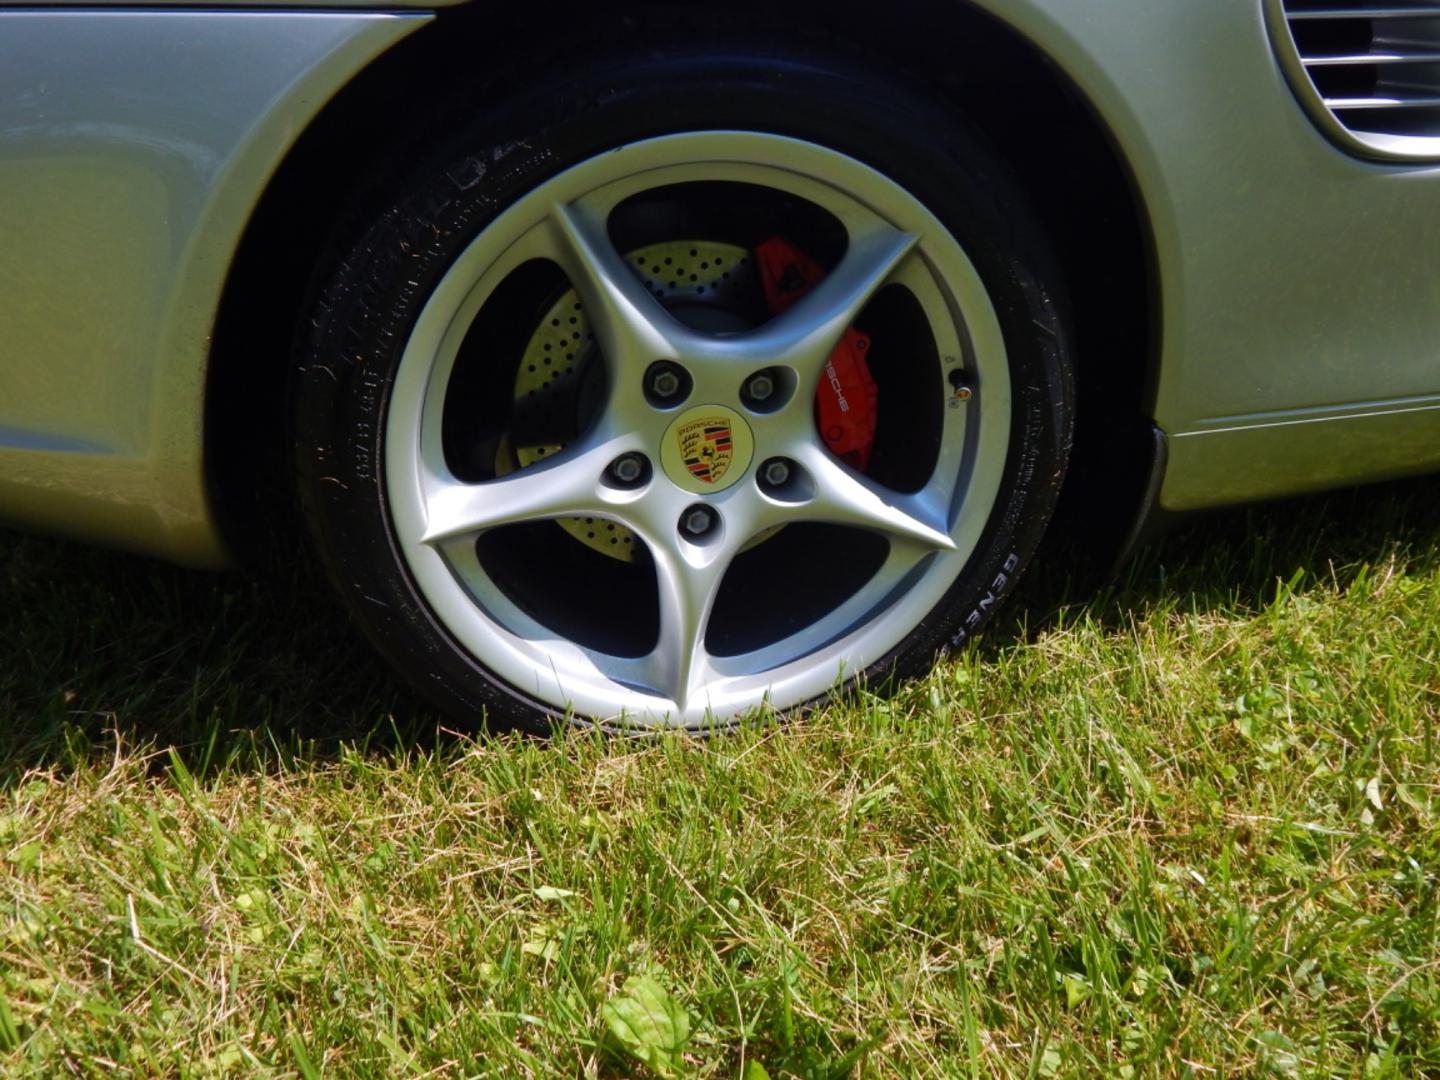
[1013,472,1440,642]
[0,530,443,784]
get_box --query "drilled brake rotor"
[503,240,757,562]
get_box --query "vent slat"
[1277,0,1440,154]
[1325,95,1440,106]
[1289,6,1440,19]
[1303,51,1440,64]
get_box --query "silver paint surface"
[0,12,425,564]
[962,0,1440,508]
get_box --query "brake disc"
[504,240,756,562]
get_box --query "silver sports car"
[2,1,1437,731]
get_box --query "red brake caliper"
[755,236,879,471]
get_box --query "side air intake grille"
[1267,0,1440,159]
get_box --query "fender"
[0,12,426,565]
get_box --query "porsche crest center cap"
[660,405,755,495]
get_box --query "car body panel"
[0,0,456,5]
[960,0,1440,508]
[0,11,426,566]
[1166,398,1440,508]
[0,1,1437,564]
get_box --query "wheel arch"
[207,0,1160,564]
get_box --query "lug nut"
[744,372,775,402]
[761,458,791,487]
[645,361,691,407]
[680,505,717,539]
[609,453,647,485]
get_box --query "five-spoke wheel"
[295,52,1072,732]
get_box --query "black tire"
[293,42,1073,734]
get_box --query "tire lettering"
[950,550,1022,647]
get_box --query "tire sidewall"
[295,53,1073,731]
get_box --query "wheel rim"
[385,131,1012,728]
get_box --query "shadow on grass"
[1024,472,1440,634]
[0,526,442,784]
[2,473,1438,781]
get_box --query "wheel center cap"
[660,405,755,494]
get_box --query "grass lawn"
[1,478,1437,1078]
